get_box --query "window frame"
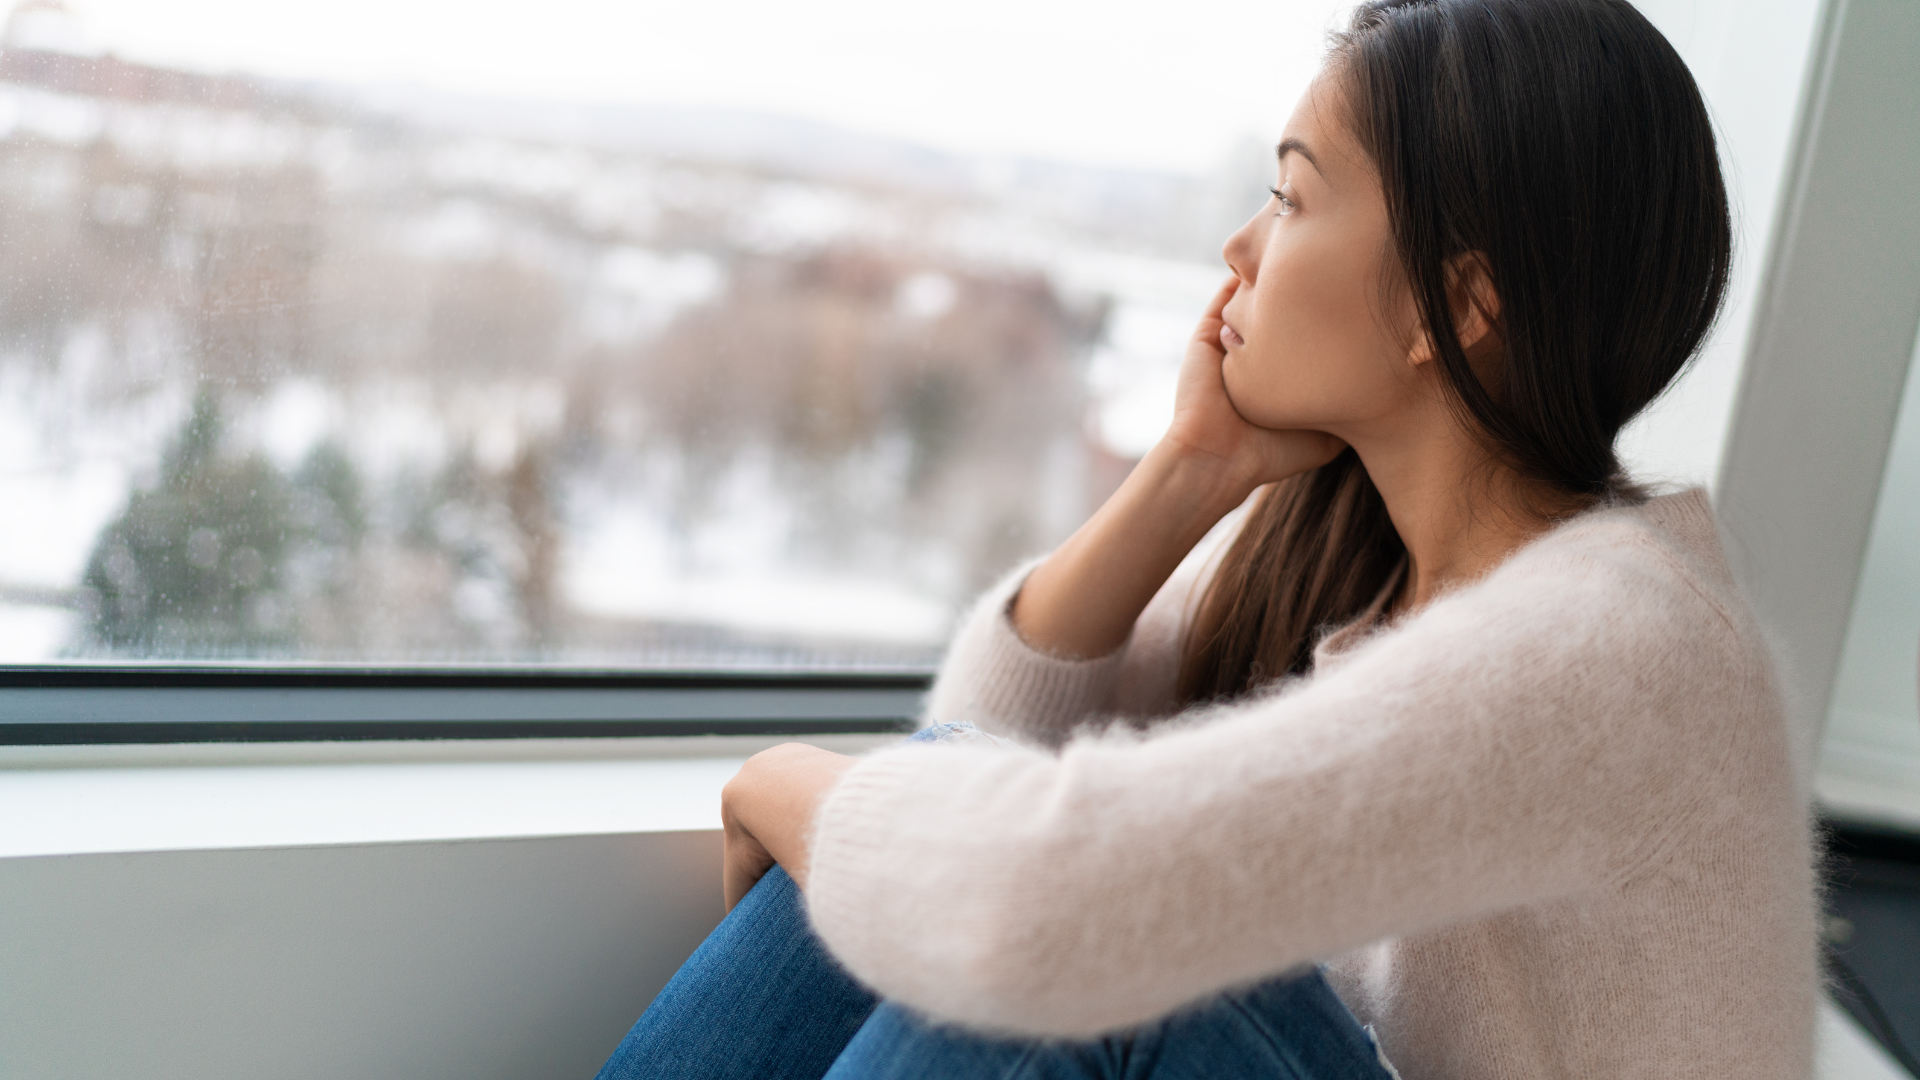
[1714,0,1920,765]
[0,666,929,745]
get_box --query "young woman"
[599,0,1817,1075]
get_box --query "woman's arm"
[720,278,1344,907]
[802,551,1757,1037]
[919,511,1234,745]
[1011,277,1344,659]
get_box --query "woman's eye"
[1268,186,1297,215]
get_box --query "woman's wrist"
[1009,441,1255,660]
[1136,438,1266,531]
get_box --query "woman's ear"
[1406,251,1501,368]
[1450,252,1501,353]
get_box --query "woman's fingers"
[720,763,776,910]
[722,822,776,910]
[718,744,858,909]
[1193,276,1240,340]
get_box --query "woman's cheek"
[1221,339,1295,428]
[1232,287,1313,418]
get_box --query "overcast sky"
[51,0,1351,174]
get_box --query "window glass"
[1825,332,1920,809]
[0,0,1347,664]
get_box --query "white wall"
[1616,0,1828,488]
[0,831,723,1080]
[0,733,903,1080]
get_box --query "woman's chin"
[1220,365,1290,429]
[1221,359,1344,432]
[1229,395,1335,434]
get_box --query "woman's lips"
[1220,322,1245,349]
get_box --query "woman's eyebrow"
[1276,137,1321,172]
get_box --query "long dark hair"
[1179,0,1732,703]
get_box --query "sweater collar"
[1311,558,1407,675]
[1307,486,1716,678]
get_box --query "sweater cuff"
[923,560,1131,743]
[803,748,935,976]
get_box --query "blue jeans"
[596,728,1396,1079]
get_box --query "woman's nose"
[1221,214,1259,281]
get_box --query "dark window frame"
[0,666,930,745]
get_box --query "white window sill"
[0,733,893,859]
[6,730,1909,858]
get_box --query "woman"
[600,0,1817,1075]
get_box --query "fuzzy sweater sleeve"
[921,514,1238,745]
[806,533,1752,1037]
[917,559,1137,744]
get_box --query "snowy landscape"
[0,15,1253,666]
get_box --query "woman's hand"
[1008,276,1345,661]
[720,742,858,910]
[1164,276,1347,497]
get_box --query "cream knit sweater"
[805,488,1818,1079]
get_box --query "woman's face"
[1218,72,1422,437]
